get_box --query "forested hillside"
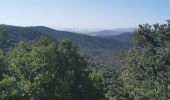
[0,25,131,50]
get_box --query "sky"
[0,0,170,29]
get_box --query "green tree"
[121,21,170,99]
[58,39,105,100]
[0,48,22,99]
[1,37,105,100]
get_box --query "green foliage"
[87,49,131,100]
[0,37,105,100]
[0,50,5,78]
[87,50,126,70]
[82,68,106,100]
[122,21,170,99]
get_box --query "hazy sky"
[0,0,170,29]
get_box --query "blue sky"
[0,0,170,29]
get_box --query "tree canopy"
[122,21,170,99]
[0,37,105,100]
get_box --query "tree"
[121,21,170,99]
[0,45,22,100]
[1,37,105,100]
[58,39,105,100]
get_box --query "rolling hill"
[88,28,135,36]
[98,32,133,44]
[0,25,131,51]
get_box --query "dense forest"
[0,21,170,100]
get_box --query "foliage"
[0,37,105,100]
[87,49,126,70]
[122,21,170,99]
[87,49,131,100]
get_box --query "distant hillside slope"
[98,32,133,43]
[0,25,131,50]
[89,28,135,36]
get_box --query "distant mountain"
[89,28,136,36]
[0,25,131,51]
[55,28,103,34]
[56,28,136,36]
[98,32,133,45]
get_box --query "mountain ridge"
[0,25,132,50]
